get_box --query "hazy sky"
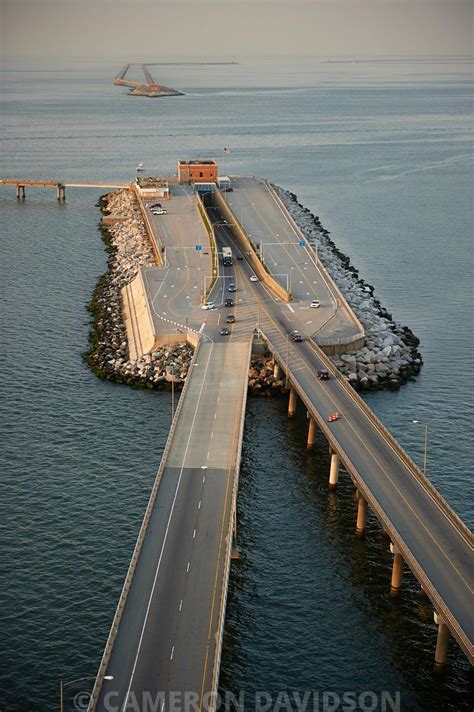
[2,0,472,59]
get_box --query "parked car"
[225,298,234,307]
[249,275,259,282]
[228,284,237,292]
[310,299,320,308]
[152,208,167,215]
[220,327,230,336]
[317,369,329,381]
[226,314,235,324]
[150,203,162,209]
[201,302,216,310]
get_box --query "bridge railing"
[87,337,202,711]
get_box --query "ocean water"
[1,57,473,712]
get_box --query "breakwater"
[276,186,423,391]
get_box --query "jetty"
[114,63,184,98]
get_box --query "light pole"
[60,676,113,712]
[412,420,428,476]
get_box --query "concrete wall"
[213,189,292,303]
[132,185,163,266]
[121,270,157,360]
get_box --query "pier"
[0,179,130,201]
[114,63,184,97]
[86,168,473,711]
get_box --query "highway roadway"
[226,176,361,343]
[95,336,251,712]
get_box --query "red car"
[328,412,341,422]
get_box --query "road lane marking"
[193,529,197,539]
[179,600,183,611]
[202,475,206,483]
[187,562,190,572]
[198,500,201,509]
[121,341,214,711]
[211,431,214,438]
[170,646,175,660]
[287,304,295,313]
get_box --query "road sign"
[298,240,305,247]
[195,245,202,251]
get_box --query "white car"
[152,209,167,215]
[310,299,320,308]
[249,275,259,282]
[201,302,216,310]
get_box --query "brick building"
[177,160,218,184]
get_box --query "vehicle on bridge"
[311,299,320,308]
[222,246,233,266]
[318,369,330,380]
[201,301,216,310]
[250,275,259,282]
[328,412,341,422]
[226,314,235,324]
[228,283,237,292]
[220,327,230,336]
[290,330,303,342]
[225,298,234,307]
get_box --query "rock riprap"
[274,186,423,390]
[86,190,193,389]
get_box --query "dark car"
[228,284,237,292]
[226,314,235,324]
[236,254,244,260]
[317,369,329,381]
[150,203,162,209]
[225,298,234,307]
[220,327,230,336]
[225,187,234,192]
[292,334,303,342]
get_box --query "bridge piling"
[16,185,25,200]
[273,361,282,379]
[355,492,367,537]
[288,387,297,417]
[329,452,340,489]
[433,613,450,670]
[390,543,404,596]
[307,415,316,450]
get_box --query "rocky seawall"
[274,186,423,391]
[85,189,192,389]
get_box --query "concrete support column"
[356,492,367,537]
[307,416,316,451]
[273,362,282,379]
[16,185,25,200]
[329,452,340,489]
[433,612,449,670]
[390,543,404,596]
[288,387,297,418]
[56,186,65,201]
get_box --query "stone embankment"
[86,189,192,389]
[274,186,423,391]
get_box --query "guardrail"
[209,336,253,708]
[259,327,473,662]
[195,192,219,301]
[87,337,202,711]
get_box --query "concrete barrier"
[132,184,163,266]
[213,189,292,303]
[195,192,219,301]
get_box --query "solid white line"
[121,342,214,711]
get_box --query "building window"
[200,172,203,177]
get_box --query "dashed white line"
[186,562,190,572]
[193,529,197,539]
[287,304,295,313]
[210,431,214,438]
[179,600,183,612]
[198,500,202,509]
[170,646,175,660]
[202,475,206,483]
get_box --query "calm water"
[1,57,473,712]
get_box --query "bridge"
[0,179,130,201]
[88,176,472,710]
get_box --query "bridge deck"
[93,338,251,711]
